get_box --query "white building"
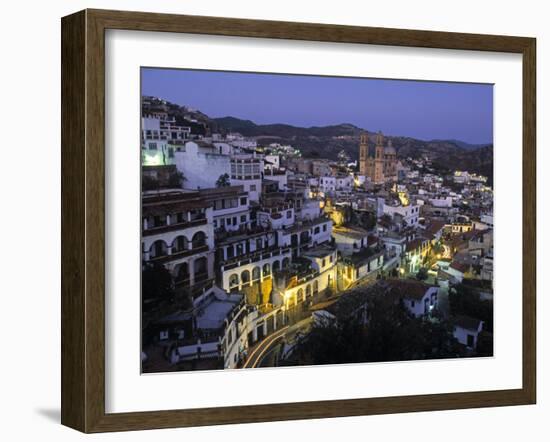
[332,226,370,256]
[199,186,251,233]
[382,201,421,227]
[387,280,439,317]
[257,204,295,230]
[277,217,333,255]
[335,175,354,191]
[230,154,263,202]
[174,141,231,190]
[219,245,292,293]
[141,190,215,290]
[319,176,336,193]
[453,316,484,349]
[142,115,191,166]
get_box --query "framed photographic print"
[61,9,536,433]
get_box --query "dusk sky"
[141,68,493,145]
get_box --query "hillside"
[142,98,493,182]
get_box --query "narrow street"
[242,318,313,368]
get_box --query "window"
[240,197,247,205]
[322,258,326,267]
[411,301,415,307]
[314,226,320,234]
[240,215,247,223]
[250,185,257,192]
[229,274,239,287]
[323,224,327,232]
[148,142,157,150]
[286,210,292,219]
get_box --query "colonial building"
[359,131,397,184]
[141,190,215,292]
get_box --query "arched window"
[252,266,261,281]
[306,284,312,297]
[297,288,304,302]
[272,260,280,272]
[313,280,319,294]
[191,231,206,249]
[262,263,271,277]
[241,270,250,285]
[150,240,168,258]
[172,236,188,253]
[229,274,239,287]
[282,257,290,268]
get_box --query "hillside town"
[141,96,494,372]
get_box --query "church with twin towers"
[358,131,398,184]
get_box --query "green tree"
[216,173,231,188]
[168,171,186,188]
[416,267,428,281]
[142,263,174,314]
[449,283,493,332]
[289,288,462,366]
[142,175,159,191]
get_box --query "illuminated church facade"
[359,131,397,184]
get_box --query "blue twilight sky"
[141,68,493,145]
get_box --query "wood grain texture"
[61,10,86,431]
[61,8,537,433]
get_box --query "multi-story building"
[277,216,333,258]
[230,154,263,202]
[141,190,215,291]
[359,131,397,184]
[174,141,231,190]
[142,115,191,166]
[198,186,252,233]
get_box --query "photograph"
[140,68,494,373]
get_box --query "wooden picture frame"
[61,8,536,433]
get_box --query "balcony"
[143,217,207,237]
[148,244,209,264]
[221,246,291,271]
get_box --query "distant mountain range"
[143,98,493,183]
[212,116,493,181]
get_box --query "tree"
[168,171,186,188]
[142,175,159,191]
[416,267,428,281]
[142,263,175,314]
[288,287,463,366]
[449,283,493,332]
[216,173,231,188]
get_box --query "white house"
[332,226,370,256]
[383,202,421,227]
[453,316,484,349]
[230,154,263,202]
[386,279,439,317]
[174,141,231,190]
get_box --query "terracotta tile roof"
[453,315,482,331]
[385,278,436,301]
